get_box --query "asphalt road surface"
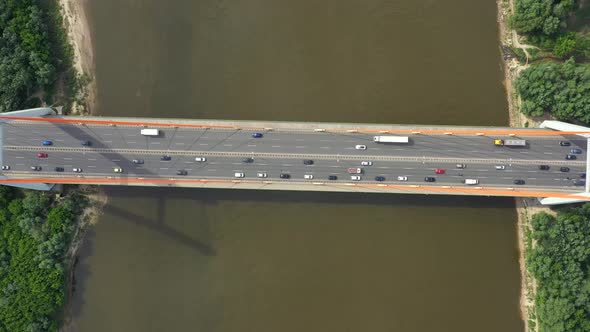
[1,122,587,192]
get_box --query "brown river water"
[70,1,523,331]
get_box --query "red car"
[435,169,445,174]
[37,153,48,158]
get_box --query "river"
[70,1,523,331]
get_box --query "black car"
[328,175,338,180]
[242,157,254,163]
[574,180,586,186]
[571,148,583,154]
[176,170,187,176]
[30,166,41,171]
[132,159,144,164]
[375,176,386,182]
[513,179,525,185]
[303,159,314,165]
[161,155,171,161]
[81,140,92,146]
[560,167,570,172]
[566,154,577,160]
[539,165,550,170]
[582,173,587,179]
[424,177,436,182]
[559,141,571,146]
[54,167,64,172]
[279,173,291,179]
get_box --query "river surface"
[71,1,523,331]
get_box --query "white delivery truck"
[141,128,159,136]
[373,136,409,143]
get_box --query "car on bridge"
[177,170,188,176]
[361,161,373,166]
[495,165,506,170]
[435,169,445,174]
[351,175,362,181]
[242,157,254,163]
[161,155,171,161]
[81,140,92,146]
[397,176,408,181]
[42,140,52,146]
[566,154,577,160]
[251,133,263,138]
[303,159,314,165]
[328,175,338,180]
[304,174,314,180]
[375,176,385,182]
[257,172,267,178]
[539,165,550,170]
[560,167,570,172]
[195,157,207,162]
[30,166,41,171]
[73,168,82,173]
[132,159,144,164]
[560,141,571,146]
[582,173,587,179]
[456,164,466,169]
[279,173,290,179]
[234,172,245,178]
[571,148,583,154]
[574,180,585,186]
[424,177,436,182]
[37,153,48,158]
[55,167,64,172]
[513,179,525,185]
[355,145,367,150]
[1,165,9,170]
[113,168,123,173]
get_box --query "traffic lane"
[2,151,583,189]
[6,123,587,162]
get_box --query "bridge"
[1,107,589,205]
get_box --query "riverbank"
[497,0,548,331]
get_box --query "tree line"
[0,187,86,331]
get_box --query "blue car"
[42,140,53,146]
[570,148,583,154]
[251,133,263,138]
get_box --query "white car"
[1,165,9,170]
[361,161,373,166]
[397,176,408,181]
[73,168,82,173]
[257,172,267,178]
[113,167,123,173]
[304,174,314,180]
[351,175,361,181]
[195,157,207,162]
[234,172,245,178]
[355,145,367,150]
[495,165,506,170]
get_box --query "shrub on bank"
[527,204,590,331]
[0,187,86,331]
[514,58,590,124]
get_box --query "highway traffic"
[1,121,587,191]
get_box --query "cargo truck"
[493,139,526,147]
[141,128,159,136]
[373,136,409,143]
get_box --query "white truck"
[494,139,526,147]
[141,128,160,136]
[373,136,409,143]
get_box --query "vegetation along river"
[70,0,523,331]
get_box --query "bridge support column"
[0,108,57,191]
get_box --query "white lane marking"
[282,164,293,167]
[200,137,208,139]
[529,178,537,180]
[176,136,184,138]
[127,141,136,144]
[6,138,15,140]
[88,166,96,168]
[330,165,340,168]
[403,167,414,170]
[112,159,120,162]
[210,162,218,165]
[104,140,112,143]
[127,134,138,137]
[372,148,381,150]
[88,158,96,161]
[64,158,72,160]
[320,140,332,142]
[223,144,232,147]
[56,139,64,142]
[378,166,390,169]
[175,143,185,145]
[16,163,24,166]
[272,145,281,148]
[232,163,241,165]
[296,139,304,141]
[296,146,305,148]
[150,142,161,144]
[207,169,216,171]
[543,152,553,155]
[527,171,536,173]
[103,133,112,136]
[248,145,257,147]
[320,147,330,149]
[259,163,267,166]
[199,143,209,146]
[271,138,280,141]
[160,168,168,170]
[479,176,488,179]
[15,156,24,159]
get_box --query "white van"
[234,172,245,178]
[464,179,479,185]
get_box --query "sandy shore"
[497,1,549,331]
[58,0,97,115]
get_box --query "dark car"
[42,140,53,146]
[424,177,436,182]
[375,176,386,182]
[279,173,291,179]
[242,157,254,163]
[513,179,525,185]
[560,167,570,172]
[566,154,577,160]
[251,133,263,138]
[582,173,587,179]
[1,165,9,170]
[176,170,188,176]
[81,140,92,146]
[54,167,64,172]
[574,180,586,186]
[328,175,338,180]
[30,166,41,171]
[570,148,583,154]
[161,155,172,161]
[559,141,571,146]
[303,159,314,165]
[132,159,144,164]
[539,165,550,170]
